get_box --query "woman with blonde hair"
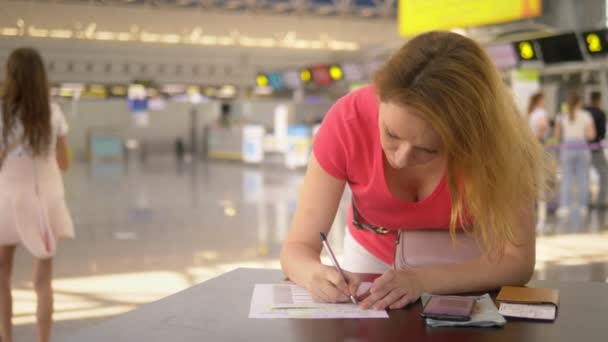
[280,31,546,310]
[554,94,596,217]
[0,48,74,342]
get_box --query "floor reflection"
[11,159,608,340]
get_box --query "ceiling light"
[224,207,237,217]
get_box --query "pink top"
[313,85,457,265]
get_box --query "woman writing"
[281,31,546,310]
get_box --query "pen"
[319,232,358,305]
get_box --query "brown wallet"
[496,286,560,306]
[496,286,560,320]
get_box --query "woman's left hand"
[359,269,424,310]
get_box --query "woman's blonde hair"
[375,31,548,256]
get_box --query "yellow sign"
[83,84,108,99]
[329,65,343,81]
[399,0,542,36]
[256,74,269,87]
[110,85,127,97]
[300,69,312,82]
[517,41,536,60]
[586,33,603,53]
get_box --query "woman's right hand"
[307,264,362,303]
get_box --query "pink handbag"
[351,201,482,269]
[393,229,482,269]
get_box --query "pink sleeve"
[313,98,351,180]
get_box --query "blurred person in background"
[528,92,549,143]
[585,91,607,209]
[554,94,596,217]
[175,137,186,162]
[0,48,74,342]
[527,92,550,230]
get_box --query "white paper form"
[248,284,389,319]
[498,303,557,320]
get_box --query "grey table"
[65,268,608,342]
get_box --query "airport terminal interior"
[1,0,608,340]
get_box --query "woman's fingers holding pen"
[319,279,350,303]
[325,267,351,295]
[308,265,350,303]
[327,268,363,300]
[343,271,362,298]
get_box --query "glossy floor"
[10,159,608,340]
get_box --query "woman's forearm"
[280,242,323,287]
[414,253,535,295]
[280,155,346,287]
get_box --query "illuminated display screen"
[399,0,541,36]
[127,84,148,112]
[78,84,109,99]
[329,65,344,81]
[109,85,128,98]
[537,33,584,64]
[267,72,284,90]
[342,63,364,81]
[256,74,269,87]
[300,68,312,83]
[513,40,539,62]
[581,29,608,56]
[282,70,301,89]
[311,65,332,86]
[485,43,518,69]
